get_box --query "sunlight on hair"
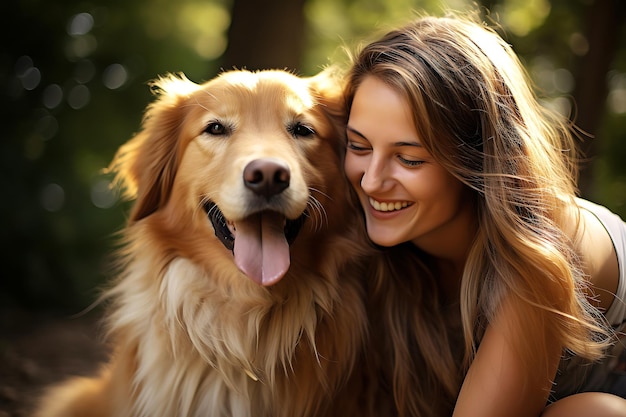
[153,73,199,97]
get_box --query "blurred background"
[0,0,625,414]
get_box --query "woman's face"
[345,76,473,253]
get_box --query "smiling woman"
[343,12,626,417]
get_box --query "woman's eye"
[204,122,227,136]
[398,155,423,167]
[289,122,315,138]
[347,141,369,152]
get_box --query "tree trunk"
[574,0,626,197]
[222,0,308,72]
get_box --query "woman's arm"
[452,303,562,417]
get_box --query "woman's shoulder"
[573,198,623,313]
[576,198,626,226]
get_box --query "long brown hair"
[346,13,610,416]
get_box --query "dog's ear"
[308,66,346,122]
[108,74,200,222]
[307,66,348,158]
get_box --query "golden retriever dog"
[33,69,373,417]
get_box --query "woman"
[343,13,626,417]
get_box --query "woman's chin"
[366,227,403,247]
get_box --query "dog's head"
[110,69,350,286]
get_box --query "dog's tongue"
[233,211,290,286]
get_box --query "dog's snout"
[244,159,291,198]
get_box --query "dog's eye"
[289,122,315,138]
[204,122,227,136]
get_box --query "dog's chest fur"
[105,225,367,417]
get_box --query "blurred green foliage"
[1,0,625,311]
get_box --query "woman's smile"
[368,197,412,212]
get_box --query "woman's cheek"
[344,153,362,188]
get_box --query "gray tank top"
[551,198,626,400]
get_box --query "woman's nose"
[360,156,389,193]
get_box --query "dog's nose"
[243,158,290,198]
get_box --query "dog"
[32,69,373,417]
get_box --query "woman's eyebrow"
[346,126,366,139]
[394,141,422,148]
[347,126,423,148]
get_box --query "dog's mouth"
[204,201,305,286]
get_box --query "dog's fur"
[33,69,373,417]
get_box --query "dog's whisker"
[305,202,320,232]
[306,197,327,232]
[318,201,329,230]
[205,203,227,226]
[304,200,318,231]
[309,187,331,201]
[314,201,327,231]
[198,196,211,210]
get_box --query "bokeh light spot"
[569,32,589,56]
[90,179,117,209]
[68,13,94,36]
[41,183,65,212]
[66,35,98,59]
[553,68,574,93]
[496,0,551,37]
[176,3,230,59]
[541,96,572,118]
[15,55,34,76]
[43,84,64,109]
[35,114,59,141]
[608,73,626,115]
[102,64,128,89]
[20,67,41,91]
[608,89,626,114]
[67,84,91,109]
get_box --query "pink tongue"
[233,211,291,286]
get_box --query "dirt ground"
[0,308,109,417]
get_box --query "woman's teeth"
[369,197,409,212]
